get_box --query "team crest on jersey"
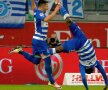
[34,54,63,81]
[0,0,12,19]
[40,13,44,17]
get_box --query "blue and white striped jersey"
[33,9,48,41]
[62,22,97,67]
[76,40,97,67]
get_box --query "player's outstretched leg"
[9,46,41,65]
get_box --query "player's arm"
[31,0,37,11]
[59,5,80,29]
[44,4,61,22]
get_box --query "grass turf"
[0,85,104,90]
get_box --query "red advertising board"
[0,22,108,47]
[48,22,108,48]
[0,48,108,85]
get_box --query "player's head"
[85,67,94,74]
[38,0,49,11]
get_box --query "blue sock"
[80,64,88,90]
[44,56,55,84]
[59,6,69,16]
[96,61,108,85]
[19,51,41,65]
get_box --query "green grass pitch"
[0,85,105,90]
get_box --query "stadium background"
[0,0,108,90]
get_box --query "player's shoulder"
[35,9,45,16]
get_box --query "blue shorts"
[32,39,49,55]
[62,22,87,52]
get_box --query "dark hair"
[38,0,48,6]
[85,67,94,74]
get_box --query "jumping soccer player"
[49,6,108,90]
[9,0,62,89]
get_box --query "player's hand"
[55,0,61,5]
[54,4,61,12]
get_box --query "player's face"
[44,3,48,10]
[42,3,48,11]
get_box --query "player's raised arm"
[31,0,37,11]
[44,4,61,22]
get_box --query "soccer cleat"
[9,46,22,54]
[103,85,108,90]
[48,81,52,85]
[48,82,62,90]
[52,82,62,90]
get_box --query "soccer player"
[49,6,108,90]
[9,0,61,89]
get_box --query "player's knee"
[28,55,41,65]
[40,52,50,59]
[32,58,40,65]
[42,55,50,60]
